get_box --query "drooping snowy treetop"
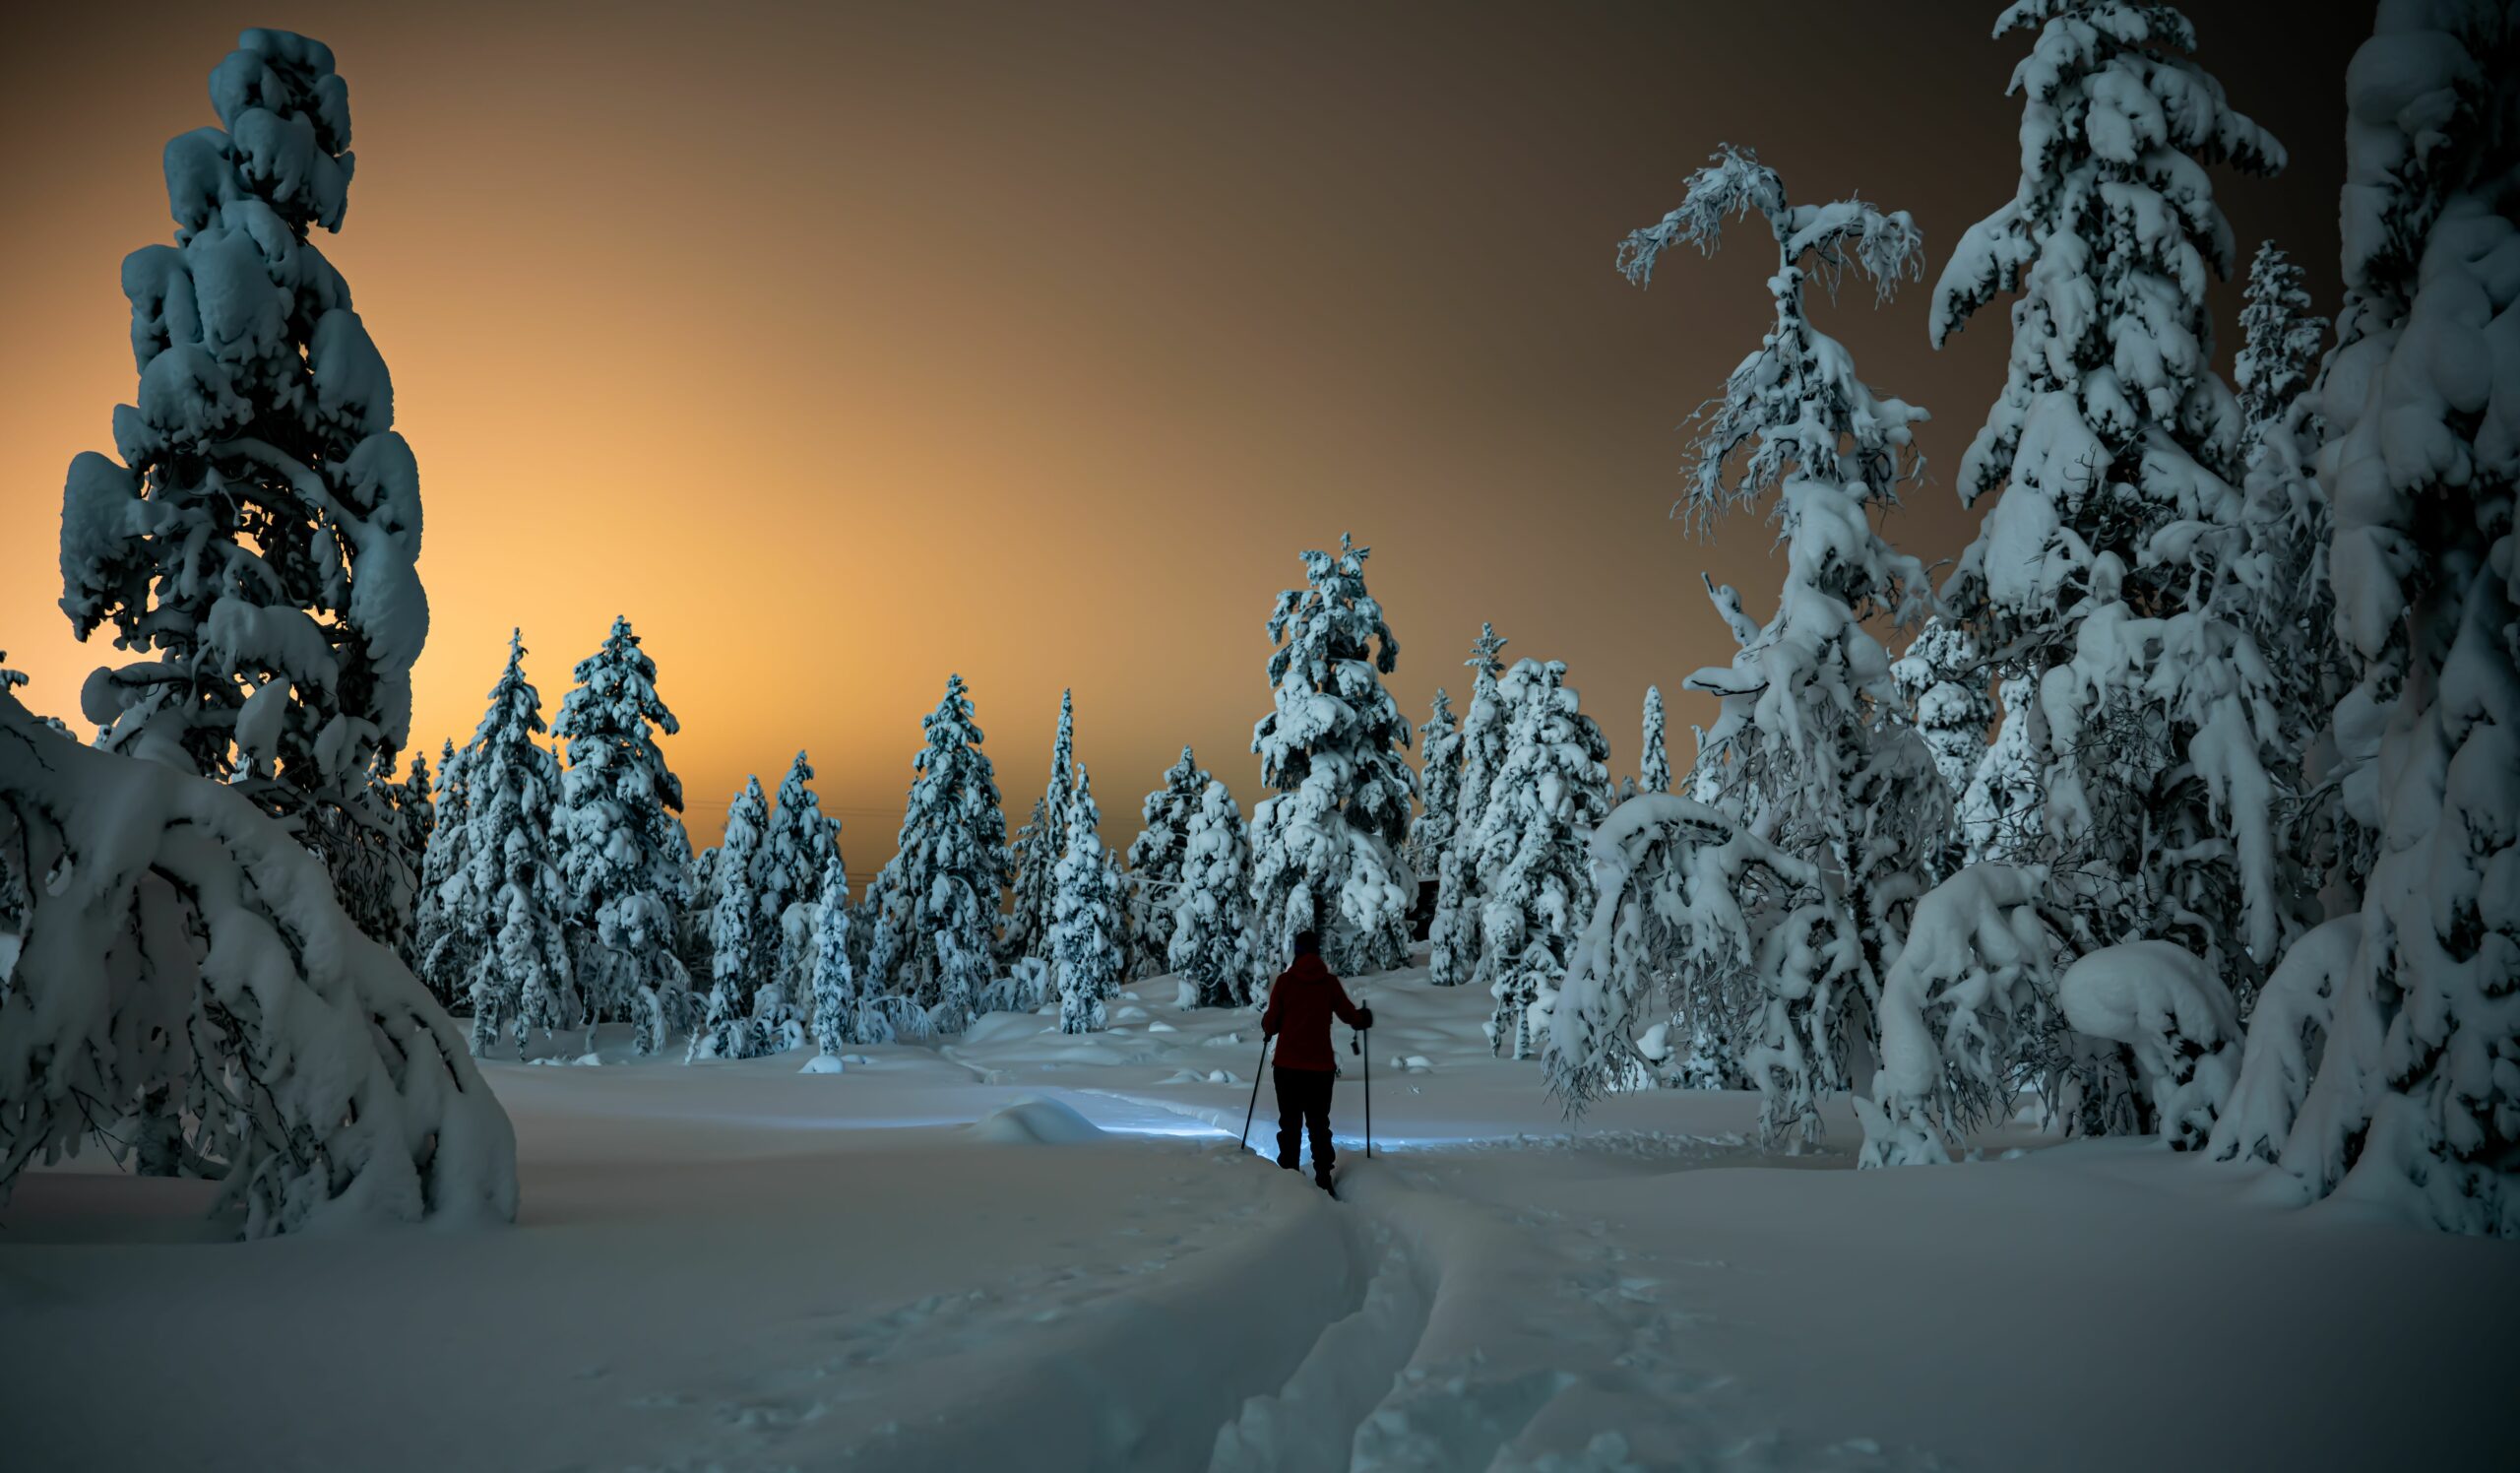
[551,615,693,1055]
[1590,145,1945,1142]
[1248,535,1418,974]
[2208,0,2520,1238]
[58,29,427,956]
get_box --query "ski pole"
[1239,1033,1272,1153]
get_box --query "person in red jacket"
[1259,929,1371,1191]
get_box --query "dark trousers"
[1274,1066,1335,1179]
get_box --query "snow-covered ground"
[4,960,2511,1472]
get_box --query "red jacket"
[1261,953,1364,1071]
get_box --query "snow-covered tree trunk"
[57,29,428,963]
[1248,536,1418,975]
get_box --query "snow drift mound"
[972,1096,1105,1144]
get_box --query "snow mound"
[798,1055,846,1075]
[971,1095,1105,1144]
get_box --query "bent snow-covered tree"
[551,616,694,1055]
[1609,145,1947,1139]
[1248,536,1418,974]
[58,28,427,960]
[1931,1,2295,1010]
[0,692,517,1237]
[2207,0,2519,1238]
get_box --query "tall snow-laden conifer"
[1638,685,1671,797]
[1408,688,1465,876]
[1931,1,2294,999]
[413,737,471,1007]
[394,751,433,904]
[1467,660,1612,1059]
[865,674,1009,1029]
[1430,624,1511,987]
[757,750,840,992]
[2208,0,2519,1237]
[1126,746,1207,979]
[57,29,427,960]
[551,616,693,1055]
[1051,765,1127,1034]
[1248,536,1418,975]
[456,632,576,1057]
[1169,778,1259,1008]
[690,777,770,1060]
[2235,241,2328,455]
[1003,690,1075,965]
[806,856,862,1055]
[1615,146,1947,1139]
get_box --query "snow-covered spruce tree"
[1464,660,1612,1059]
[1638,684,1671,797]
[1051,765,1129,1033]
[551,615,694,1055]
[1002,688,1077,969]
[393,748,434,918]
[1406,688,1464,878]
[2235,241,2329,457]
[864,674,1010,1030]
[0,687,517,1236]
[1168,778,1259,1007]
[1959,672,2047,865]
[690,776,770,1060]
[2207,1,2520,1237]
[1931,1,2295,1003]
[57,29,426,961]
[1125,746,1207,979]
[453,632,577,1057]
[1892,618,1991,808]
[1429,624,1510,987]
[1615,146,1948,1133]
[805,856,863,1057]
[412,737,472,1008]
[1248,536,1418,975]
[756,749,840,993]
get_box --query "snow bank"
[970,1095,1104,1144]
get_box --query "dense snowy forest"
[2,2,2515,1250]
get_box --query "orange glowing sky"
[0,2,2368,877]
